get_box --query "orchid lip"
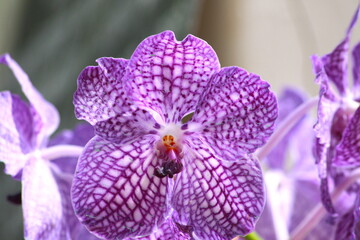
[154,134,184,178]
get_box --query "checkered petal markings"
[171,138,265,240]
[94,108,159,144]
[72,136,170,240]
[320,5,359,96]
[126,217,191,240]
[0,92,37,176]
[73,58,129,125]
[0,53,59,140]
[352,42,360,99]
[189,67,277,161]
[334,107,360,167]
[22,156,64,240]
[126,30,220,123]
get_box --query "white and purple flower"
[0,54,97,240]
[311,4,360,238]
[72,31,278,239]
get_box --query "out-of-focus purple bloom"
[0,54,96,240]
[256,88,335,240]
[72,31,278,240]
[311,5,360,237]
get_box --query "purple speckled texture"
[72,135,170,239]
[352,42,360,100]
[126,31,220,124]
[125,216,191,240]
[320,5,359,96]
[72,31,278,239]
[189,67,277,161]
[334,107,360,167]
[334,208,355,240]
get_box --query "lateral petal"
[188,67,277,161]
[172,139,265,239]
[72,136,170,240]
[73,58,129,125]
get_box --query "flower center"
[154,134,183,178]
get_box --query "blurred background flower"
[0,0,359,239]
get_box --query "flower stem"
[289,168,360,240]
[256,96,319,161]
[232,232,264,240]
[244,232,264,240]
[41,144,84,161]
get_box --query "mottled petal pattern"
[189,67,277,161]
[0,53,59,142]
[334,209,355,240]
[352,42,360,100]
[321,39,349,95]
[333,107,360,167]
[320,178,337,214]
[0,92,33,176]
[22,157,64,240]
[320,6,359,95]
[172,138,264,239]
[130,217,191,240]
[126,30,220,123]
[73,59,128,125]
[94,109,158,144]
[72,136,170,240]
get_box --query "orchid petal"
[352,42,360,100]
[73,58,129,125]
[172,139,265,239]
[0,53,59,143]
[49,123,94,174]
[128,217,191,240]
[320,178,337,214]
[126,30,220,124]
[0,92,36,176]
[321,40,349,96]
[334,209,355,240]
[320,6,359,96]
[72,136,170,240]
[312,55,340,147]
[94,108,158,144]
[52,165,100,240]
[266,88,306,169]
[189,67,277,161]
[22,156,65,240]
[333,107,360,167]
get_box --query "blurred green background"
[0,0,359,239]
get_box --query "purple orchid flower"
[0,54,97,240]
[72,31,278,240]
[255,88,335,240]
[311,4,360,238]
